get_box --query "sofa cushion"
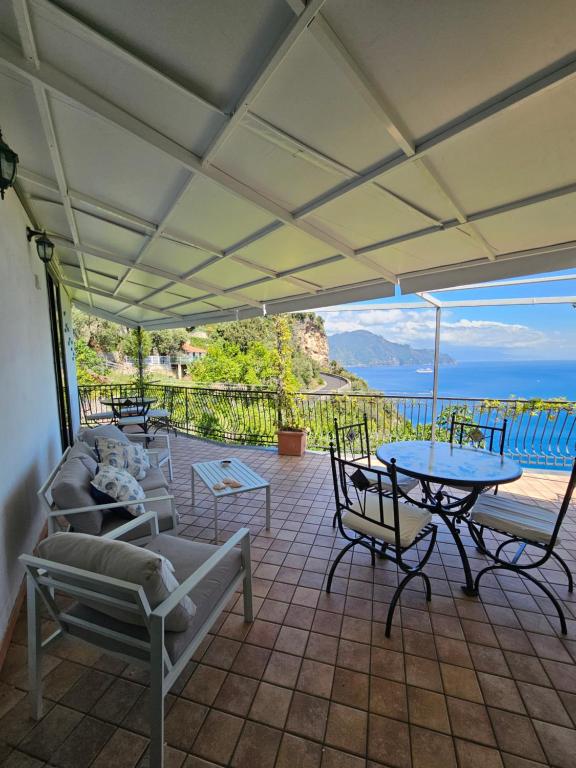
[68,441,98,465]
[91,465,146,517]
[95,438,150,480]
[37,532,194,632]
[77,424,129,448]
[51,456,103,536]
[101,495,177,541]
[139,466,169,493]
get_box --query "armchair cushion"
[37,532,195,632]
[64,534,243,662]
[51,455,103,536]
[91,465,146,517]
[69,440,98,465]
[78,424,130,448]
[95,438,150,480]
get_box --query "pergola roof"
[2,0,576,328]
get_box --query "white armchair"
[20,512,252,768]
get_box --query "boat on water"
[416,367,433,374]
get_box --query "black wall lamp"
[27,227,55,264]
[0,128,19,199]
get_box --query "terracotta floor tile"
[440,664,483,703]
[447,697,496,746]
[410,725,457,768]
[275,625,309,656]
[368,714,411,768]
[231,721,281,768]
[406,655,443,692]
[263,650,301,687]
[370,647,405,682]
[164,699,208,752]
[532,719,576,768]
[321,746,366,768]
[478,673,526,714]
[325,702,368,755]
[488,708,546,762]
[275,732,322,768]
[297,659,335,699]
[331,667,369,709]
[50,715,115,768]
[181,665,226,706]
[192,709,244,764]
[408,686,451,734]
[306,632,339,664]
[231,643,271,679]
[286,691,329,741]
[213,673,258,716]
[369,677,408,721]
[455,739,504,768]
[249,681,292,728]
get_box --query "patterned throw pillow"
[96,438,150,480]
[90,465,146,517]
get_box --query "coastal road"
[317,372,350,393]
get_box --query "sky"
[318,269,576,362]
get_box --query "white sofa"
[38,425,178,542]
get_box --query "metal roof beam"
[62,279,185,319]
[73,300,138,327]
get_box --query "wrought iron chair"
[78,388,114,425]
[148,386,176,435]
[468,458,576,634]
[114,395,151,433]
[331,415,418,527]
[328,447,437,636]
[20,511,253,768]
[449,413,508,455]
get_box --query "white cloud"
[320,309,548,349]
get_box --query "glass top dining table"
[375,440,523,595]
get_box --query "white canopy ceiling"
[1,0,576,328]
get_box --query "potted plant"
[274,315,307,456]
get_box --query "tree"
[150,328,189,356]
[121,327,152,361]
[273,315,302,429]
[75,338,108,384]
[72,306,124,352]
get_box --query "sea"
[348,360,576,470]
[348,360,576,401]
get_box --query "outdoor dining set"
[328,413,576,637]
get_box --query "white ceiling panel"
[324,0,576,140]
[189,258,266,291]
[30,1,225,155]
[141,239,212,276]
[253,31,401,171]
[49,0,294,108]
[289,259,379,291]
[425,80,576,214]
[473,194,576,254]
[236,227,336,273]
[166,177,276,250]
[49,97,190,221]
[27,197,72,239]
[214,126,341,210]
[306,184,436,249]
[0,69,57,181]
[74,211,145,257]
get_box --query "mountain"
[328,330,455,367]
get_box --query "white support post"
[430,306,442,440]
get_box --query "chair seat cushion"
[101,496,177,541]
[470,495,558,544]
[139,466,169,492]
[65,534,243,663]
[85,410,115,422]
[345,495,431,548]
[37,532,194,632]
[148,408,168,418]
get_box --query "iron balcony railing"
[78,383,576,469]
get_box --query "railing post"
[185,387,189,432]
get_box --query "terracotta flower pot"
[277,429,307,456]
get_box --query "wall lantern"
[27,227,55,264]
[0,128,19,199]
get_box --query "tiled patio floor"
[2,436,576,767]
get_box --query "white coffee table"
[191,457,271,542]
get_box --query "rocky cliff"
[292,313,329,367]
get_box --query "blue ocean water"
[349,360,576,401]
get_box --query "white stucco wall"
[0,192,62,644]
